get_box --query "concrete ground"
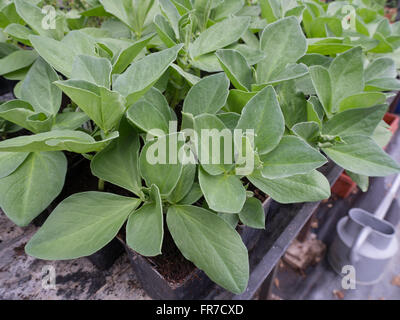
[0,211,150,300]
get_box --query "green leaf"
[0,42,19,58]
[253,63,308,88]
[372,120,392,148]
[29,31,98,77]
[364,78,400,91]
[260,136,327,179]
[329,47,364,111]
[91,119,142,197]
[212,0,244,21]
[126,100,169,135]
[71,55,112,88]
[14,0,63,40]
[99,0,155,35]
[337,92,386,112]
[4,23,34,46]
[228,43,266,66]
[309,65,332,115]
[183,73,229,116]
[159,0,181,39]
[114,45,182,105]
[154,14,177,47]
[0,100,53,133]
[236,86,285,155]
[81,4,112,17]
[285,5,305,19]
[216,49,253,91]
[225,89,257,114]
[307,41,354,55]
[310,17,342,38]
[239,197,265,229]
[0,152,67,227]
[217,112,240,131]
[0,2,24,29]
[167,205,249,294]
[277,80,307,129]
[179,182,203,205]
[307,96,324,126]
[189,16,251,58]
[139,133,183,196]
[170,64,201,86]
[193,113,234,175]
[199,167,246,214]
[0,49,37,75]
[96,38,134,58]
[168,163,196,203]
[346,170,369,192]
[142,87,176,122]
[365,57,397,81]
[172,0,192,15]
[191,52,223,72]
[248,169,331,204]
[20,58,61,116]
[291,121,321,146]
[299,53,332,67]
[260,0,279,23]
[323,135,400,177]
[53,111,89,130]
[322,105,387,137]
[25,192,140,259]
[193,0,213,32]
[112,34,154,74]
[0,130,118,153]
[0,151,29,179]
[257,17,306,84]
[218,212,239,229]
[100,19,132,39]
[369,32,393,53]
[126,184,163,256]
[2,66,30,80]
[55,80,126,133]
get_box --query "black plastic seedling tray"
[120,162,342,300]
[121,199,272,300]
[205,161,343,300]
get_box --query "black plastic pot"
[86,238,125,270]
[0,77,16,96]
[121,198,272,300]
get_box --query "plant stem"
[98,178,105,191]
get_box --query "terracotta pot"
[331,172,357,199]
[385,7,397,22]
[384,112,400,135]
